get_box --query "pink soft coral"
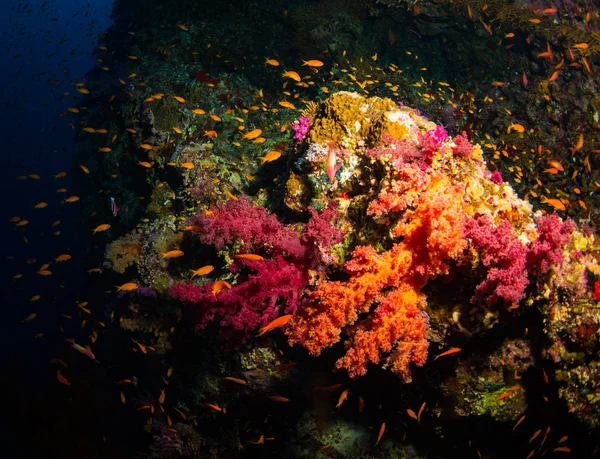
[528,214,575,275]
[464,216,529,307]
[170,256,307,342]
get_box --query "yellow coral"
[104,231,141,273]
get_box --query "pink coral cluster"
[464,216,529,308]
[170,256,307,342]
[171,198,343,341]
[292,116,311,141]
[527,214,575,275]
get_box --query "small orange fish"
[92,224,110,234]
[282,70,301,82]
[223,377,247,385]
[513,414,526,431]
[180,162,194,169]
[541,8,557,14]
[120,391,126,404]
[140,143,153,150]
[212,280,232,297]
[22,313,37,323]
[268,395,289,402]
[234,254,264,261]
[190,265,214,278]
[162,250,184,259]
[302,60,324,67]
[55,254,71,262]
[417,402,426,422]
[173,96,186,103]
[249,435,264,445]
[507,123,525,133]
[434,347,462,360]
[116,282,138,292]
[256,314,292,336]
[549,71,559,82]
[56,370,70,386]
[542,197,566,211]
[265,58,280,66]
[574,43,588,50]
[336,389,349,408]
[65,338,96,360]
[64,195,80,203]
[204,130,218,138]
[138,161,153,168]
[569,133,583,154]
[98,147,112,152]
[407,409,418,420]
[191,108,205,115]
[375,422,385,445]
[34,202,48,209]
[260,151,281,163]
[278,101,295,109]
[242,128,262,140]
[553,447,571,453]
[159,389,166,404]
[80,164,90,174]
[204,403,223,412]
[529,429,542,444]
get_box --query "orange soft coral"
[287,175,468,380]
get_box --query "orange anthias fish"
[234,254,264,261]
[260,151,281,163]
[56,370,70,386]
[256,314,292,336]
[116,282,138,292]
[190,265,214,278]
[65,338,96,360]
[569,133,583,154]
[212,280,232,297]
[282,70,301,82]
[92,224,110,234]
[223,376,247,385]
[302,60,324,67]
[242,128,262,140]
[336,388,349,408]
[434,347,462,360]
[375,422,386,445]
[162,250,184,259]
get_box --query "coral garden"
[42,0,600,456]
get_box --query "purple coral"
[527,214,575,275]
[292,116,311,141]
[464,216,529,307]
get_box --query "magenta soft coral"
[189,196,307,261]
[170,256,307,341]
[527,214,575,275]
[172,198,343,341]
[464,216,529,307]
